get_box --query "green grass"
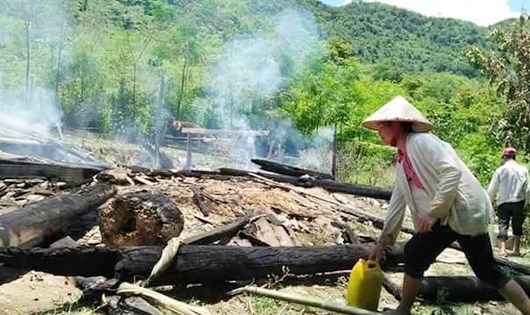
[336,140,396,188]
[413,304,478,315]
[32,306,100,315]
[249,296,284,314]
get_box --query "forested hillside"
[0,0,525,186]
[309,1,495,78]
[247,0,496,78]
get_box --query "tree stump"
[99,190,184,246]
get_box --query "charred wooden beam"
[181,216,251,245]
[419,275,530,302]
[0,183,117,247]
[180,127,269,137]
[190,186,211,217]
[338,206,415,235]
[217,168,392,200]
[494,256,530,275]
[448,243,530,275]
[0,266,25,285]
[251,158,335,180]
[0,161,104,184]
[0,244,405,285]
[136,167,391,201]
[383,276,402,301]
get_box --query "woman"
[362,95,530,315]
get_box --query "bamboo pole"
[117,282,211,315]
[238,286,382,315]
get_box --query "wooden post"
[154,74,165,169]
[185,132,192,170]
[331,125,337,178]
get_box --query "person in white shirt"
[363,96,530,315]
[487,147,529,256]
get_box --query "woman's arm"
[378,185,407,245]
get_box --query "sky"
[320,0,528,26]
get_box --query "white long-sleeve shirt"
[379,133,493,245]
[487,159,529,206]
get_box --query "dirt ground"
[0,272,82,315]
[0,132,528,315]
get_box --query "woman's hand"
[369,242,388,261]
[418,214,436,233]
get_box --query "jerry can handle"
[366,260,380,269]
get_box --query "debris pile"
[0,135,528,314]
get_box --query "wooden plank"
[272,225,295,247]
[254,217,281,246]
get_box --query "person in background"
[487,147,530,257]
[363,95,530,315]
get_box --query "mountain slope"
[296,1,498,78]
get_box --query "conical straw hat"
[361,95,433,132]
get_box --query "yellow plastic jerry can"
[345,258,384,311]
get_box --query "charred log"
[190,186,211,217]
[0,161,103,184]
[447,243,530,275]
[217,168,392,200]
[0,244,405,285]
[338,206,415,235]
[181,216,250,245]
[419,275,530,302]
[383,276,402,302]
[99,190,184,246]
[494,256,530,275]
[0,183,116,247]
[251,158,335,180]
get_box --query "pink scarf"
[397,146,423,189]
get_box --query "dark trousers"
[404,222,510,289]
[497,201,526,239]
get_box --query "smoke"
[0,87,63,136]
[0,0,70,137]
[266,119,334,173]
[206,9,321,121]
[199,8,326,170]
[299,127,335,172]
[0,0,82,168]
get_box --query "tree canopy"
[465,15,530,152]
[0,0,525,184]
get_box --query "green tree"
[283,42,360,135]
[0,0,71,102]
[465,15,530,151]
